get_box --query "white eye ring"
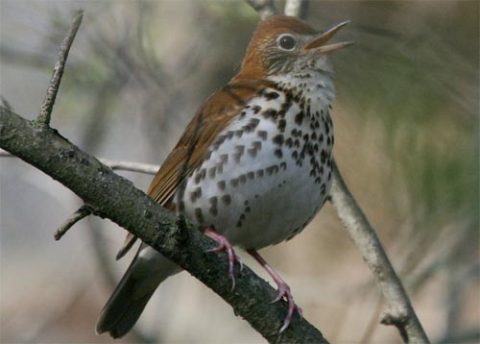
[277,33,296,51]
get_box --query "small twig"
[36,10,83,128]
[329,160,429,343]
[0,148,12,157]
[98,158,158,175]
[2,150,159,175]
[1,96,13,112]
[284,0,309,19]
[54,204,92,240]
[246,0,277,20]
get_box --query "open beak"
[304,20,355,53]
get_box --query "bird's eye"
[277,34,296,51]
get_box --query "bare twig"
[36,10,83,128]
[330,160,429,343]
[284,0,309,19]
[54,204,92,240]
[1,149,159,175]
[1,96,13,112]
[98,158,158,174]
[246,0,277,20]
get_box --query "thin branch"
[284,0,309,19]
[246,0,277,20]
[329,160,429,343]
[54,204,93,240]
[98,158,158,174]
[1,149,159,175]
[36,10,83,128]
[1,96,13,112]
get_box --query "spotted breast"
[179,73,334,250]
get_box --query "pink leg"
[247,249,303,333]
[204,227,242,290]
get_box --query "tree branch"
[330,160,429,343]
[246,0,277,20]
[36,10,83,128]
[0,106,328,343]
[54,204,93,240]
[284,0,309,19]
[1,149,158,175]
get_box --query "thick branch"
[0,106,328,343]
[36,10,83,127]
[330,160,429,343]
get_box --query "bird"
[96,15,352,338]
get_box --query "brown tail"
[96,245,180,338]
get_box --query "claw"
[204,227,241,290]
[247,249,302,333]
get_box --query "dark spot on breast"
[195,208,204,223]
[320,183,326,196]
[257,130,268,140]
[252,105,261,114]
[273,134,284,145]
[217,180,226,190]
[278,119,286,132]
[244,118,260,132]
[194,169,206,184]
[239,174,247,184]
[208,166,216,178]
[204,150,212,161]
[220,154,228,163]
[266,165,279,175]
[233,145,245,162]
[295,112,304,125]
[274,149,283,158]
[262,108,278,119]
[209,197,218,216]
[221,194,231,205]
[265,91,280,100]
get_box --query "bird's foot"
[247,249,302,333]
[272,279,303,333]
[204,227,242,290]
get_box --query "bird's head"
[237,15,353,80]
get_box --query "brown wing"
[147,78,274,205]
[116,79,274,259]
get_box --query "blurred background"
[0,0,478,343]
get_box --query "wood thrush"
[96,15,352,338]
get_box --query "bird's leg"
[204,227,242,290]
[247,249,303,333]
